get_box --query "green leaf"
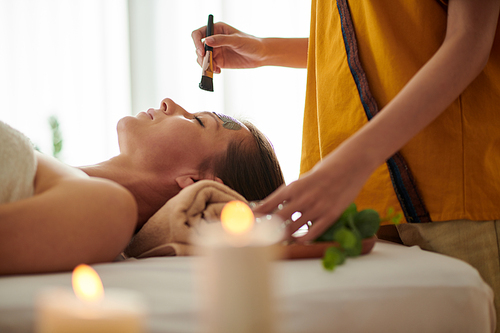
[314,203,358,243]
[343,203,359,237]
[48,115,63,159]
[317,205,403,271]
[314,217,346,242]
[391,213,403,225]
[380,207,403,225]
[340,203,357,222]
[322,246,346,271]
[353,209,380,238]
[333,227,362,257]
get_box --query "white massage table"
[0,241,495,333]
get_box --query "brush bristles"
[199,76,213,92]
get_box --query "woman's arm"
[0,154,138,275]
[255,0,500,241]
[192,22,308,72]
[349,0,499,169]
[260,38,308,68]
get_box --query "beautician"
[192,1,500,328]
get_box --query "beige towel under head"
[124,180,247,258]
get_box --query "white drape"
[0,0,310,183]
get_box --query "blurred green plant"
[48,115,63,159]
[315,204,402,271]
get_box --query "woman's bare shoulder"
[34,151,91,193]
[0,153,138,275]
[32,151,138,222]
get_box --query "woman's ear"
[175,175,195,189]
[213,176,224,184]
[175,175,224,189]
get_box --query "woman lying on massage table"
[0,98,284,275]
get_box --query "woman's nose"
[160,98,191,117]
[160,98,175,113]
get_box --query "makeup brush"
[199,14,214,92]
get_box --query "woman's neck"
[78,156,180,229]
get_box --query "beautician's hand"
[254,144,378,243]
[192,22,308,72]
[192,22,267,73]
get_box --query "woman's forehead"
[212,112,244,131]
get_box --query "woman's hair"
[201,121,285,201]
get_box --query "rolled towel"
[0,121,37,204]
[124,180,247,258]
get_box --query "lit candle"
[221,200,255,246]
[35,264,146,333]
[195,200,283,333]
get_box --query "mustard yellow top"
[301,0,500,223]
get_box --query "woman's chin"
[115,116,139,144]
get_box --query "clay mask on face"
[213,112,243,131]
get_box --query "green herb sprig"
[48,115,63,160]
[315,204,402,271]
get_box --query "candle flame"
[72,264,104,302]
[221,201,254,235]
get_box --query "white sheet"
[0,241,495,333]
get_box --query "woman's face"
[117,98,251,178]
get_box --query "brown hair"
[201,121,285,201]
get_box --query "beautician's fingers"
[191,26,207,58]
[291,201,344,243]
[291,192,357,243]
[254,170,355,242]
[193,21,265,70]
[196,51,203,68]
[192,22,239,58]
[193,23,232,72]
[253,190,305,241]
[296,214,342,243]
[256,198,340,243]
[253,183,290,216]
[253,182,312,229]
[277,198,333,242]
[194,44,221,74]
[203,34,243,49]
[285,210,320,242]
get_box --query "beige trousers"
[396,220,500,333]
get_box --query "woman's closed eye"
[194,115,205,127]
